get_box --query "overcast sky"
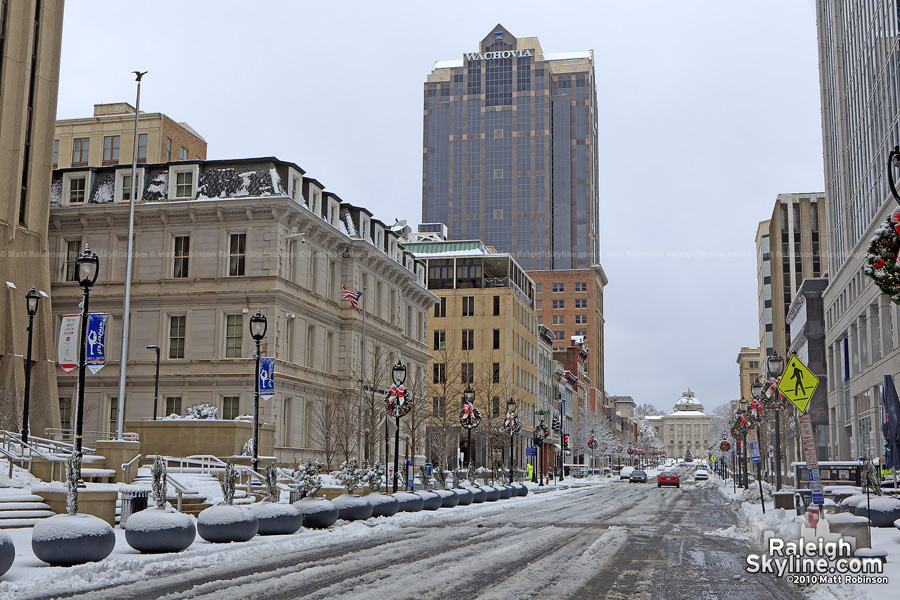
[55,1,825,414]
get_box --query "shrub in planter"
[0,534,13,576]
[291,459,338,529]
[454,487,474,505]
[859,496,900,527]
[394,492,425,512]
[362,462,399,517]
[435,489,459,508]
[416,490,443,510]
[32,454,115,566]
[251,465,303,535]
[198,460,259,543]
[332,459,374,521]
[125,456,197,552]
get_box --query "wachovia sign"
[465,49,532,61]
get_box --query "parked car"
[619,466,635,480]
[694,469,709,481]
[657,471,680,488]
[629,470,648,483]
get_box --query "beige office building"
[54,102,206,169]
[48,157,435,464]
[0,0,65,434]
[736,346,763,402]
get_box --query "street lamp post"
[146,345,160,421]
[249,309,267,473]
[534,418,548,486]
[506,398,518,484]
[461,385,476,469]
[391,360,407,493]
[766,353,785,491]
[588,429,598,476]
[74,245,100,482]
[22,286,41,446]
[739,398,749,489]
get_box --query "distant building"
[0,1,65,434]
[736,347,763,404]
[422,25,598,270]
[646,392,712,460]
[54,102,206,170]
[48,156,435,465]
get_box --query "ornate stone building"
[646,391,712,460]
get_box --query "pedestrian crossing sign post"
[776,354,819,414]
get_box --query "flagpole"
[359,287,367,464]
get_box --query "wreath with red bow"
[587,436,598,450]
[385,384,411,418]
[502,411,521,436]
[720,440,731,453]
[534,423,549,440]
[864,207,900,303]
[459,402,481,430]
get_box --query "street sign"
[526,447,536,457]
[534,410,550,415]
[748,429,761,463]
[728,420,735,425]
[381,414,398,438]
[799,413,825,505]
[777,354,819,414]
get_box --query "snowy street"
[6,478,806,600]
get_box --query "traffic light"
[563,434,569,448]
[552,416,560,432]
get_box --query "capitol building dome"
[672,390,705,414]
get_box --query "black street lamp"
[74,245,99,482]
[888,145,900,204]
[739,398,749,489]
[391,359,407,493]
[766,353,785,491]
[461,385,476,470]
[22,286,41,446]
[506,398,517,484]
[534,417,547,486]
[249,309,267,472]
[147,345,160,421]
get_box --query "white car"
[694,469,709,481]
[619,466,635,480]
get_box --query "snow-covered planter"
[858,496,900,527]
[293,497,339,529]
[483,485,501,502]
[454,487,474,505]
[366,492,400,517]
[250,502,303,535]
[497,485,513,500]
[415,490,442,510]
[125,509,196,553]
[332,494,374,521]
[0,533,12,576]
[197,460,258,543]
[32,453,115,566]
[32,513,116,566]
[434,489,459,508]
[394,491,425,512]
[512,483,528,497]
[467,486,487,503]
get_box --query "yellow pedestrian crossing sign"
[777,355,819,414]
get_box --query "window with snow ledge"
[288,169,303,204]
[327,198,339,227]
[115,168,145,203]
[61,172,91,205]
[312,190,321,217]
[167,164,199,200]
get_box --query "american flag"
[341,285,363,311]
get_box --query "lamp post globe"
[392,360,407,386]
[21,286,41,446]
[249,309,267,473]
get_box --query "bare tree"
[399,366,430,464]
[334,393,359,467]
[311,393,340,471]
[635,403,664,418]
[473,353,515,469]
[349,344,392,464]
[425,345,466,470]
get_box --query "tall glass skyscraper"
[422,25,598,270]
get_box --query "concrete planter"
[497,485,513,500]
[859,496,900,527]
[416,490,443,511]
[435,489,459,508]
[250,502,304,535]
[394,492,425,512]
[512,483,528,497]
[0,534,13,576]
[467,486,487,503]
[366,493,400,517]
[32,514,115,566]
[293,497,339,529]
[829,514,871,549]
[332,494,374,521]
[483,486,501,502]
[124,508,196,553]
[197,505,258,543]
[454,488,474,505]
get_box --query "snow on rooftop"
[543,51,592,61]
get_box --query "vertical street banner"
[86,314,108,374]
[57,315,80,373]
[406,460,415,489]
[747,429,761,463]
[259,357,275,399]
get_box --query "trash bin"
[120,489,151,526]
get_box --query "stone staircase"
[0,493,55,528]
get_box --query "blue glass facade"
[422,25,598,270]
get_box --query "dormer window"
[168,164,199,200]
[62,172,90,205]
[312,191,321,217]
[287,169,302,204]
[115,168,145,202]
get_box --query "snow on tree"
[434,466,448,489]
[186,403,219,419]
[152,455,168,510]
[264,464,279,502]
[336,458,364,494]
[241,438,254,457]
[220,460,237,505]
[363,462,385,493]
[294,459,323,499]
[66,452,81,516]
[635,403,664,418]
[684,448,693,463]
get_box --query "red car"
[657,471,680,488]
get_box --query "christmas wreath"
[385,384,411,418]
[587,436,598,450]
[720,440,731,453]
[502,411,521,435]
[460,402,481,429]
[864,207,900,303]
[534,423,549,440]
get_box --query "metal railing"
[44,428,139,447]
[121,453,143,483]
[150,454,297,501]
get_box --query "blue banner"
[259,357,275,398]
[526,447,536,457]
[86,313,108,374]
